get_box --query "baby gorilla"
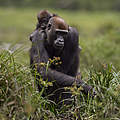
[30,10,53,41]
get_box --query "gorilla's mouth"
[54,41,64,49]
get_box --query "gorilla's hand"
[76,78,96,97]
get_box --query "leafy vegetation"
[0,49,120,120]
[0,8,120,119]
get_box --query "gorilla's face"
[46,16,68,50]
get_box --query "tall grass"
[0,50,120,120]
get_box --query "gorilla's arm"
[32,51,90,92]
[30,49,92,95]
[47,68,85,87]
[38,66,92,95]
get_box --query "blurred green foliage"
[0,0,120,11]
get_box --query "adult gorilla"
[30,14,95,105]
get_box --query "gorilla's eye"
[47,23,52,30]
[56,30,68,36]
